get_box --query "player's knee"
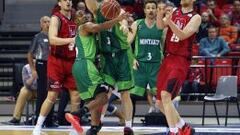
[46,95,57,104]
[107,104,117,114]
[46,98,56,105]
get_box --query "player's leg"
[68,90,81,112]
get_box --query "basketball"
[100,0,121,20]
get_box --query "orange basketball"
[100,0,121,20]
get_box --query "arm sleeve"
[219,38,230,56]
[28,35,38,54]
[199,38,211,56]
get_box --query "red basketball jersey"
[50,12,77,60]
[165,8,197,59]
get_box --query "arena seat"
[211,59,232,87]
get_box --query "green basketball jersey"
[75,33,96,62]
[135,19,163,62]
[95,8,129,53]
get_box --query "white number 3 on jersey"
[170,33,180,42]
[107,37,111,45]
[147,52,152,61]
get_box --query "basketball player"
[85,0,134,134]
[156,0,201,135]
[128,0,163,110]
[65,10,130,135]
[32,0,80,134]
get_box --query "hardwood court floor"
[1,126,240,135]
[0,131,122,135]
[0,126,164,135]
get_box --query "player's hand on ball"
[117,12,131,21]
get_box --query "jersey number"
[170,34,180,42]
[147,52,152,61]
[107,37,111,45]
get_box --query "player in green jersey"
[128,0,164,113]
[65,10,129,135]
[85,1,135,135]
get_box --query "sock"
[36,115,46,127]
[176,118,185,129]
[169,127,178,133]
[100,114,105,121]
[125,120,132,128]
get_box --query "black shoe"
[44,121,59,128]
[2,118,20,125]
[24,116,35,125]
[80,114,90,125]
[86,124,103,135]
[124,127,134,135]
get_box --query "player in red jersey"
[32,0,80,135]
[156,0,201,135]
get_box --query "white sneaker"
[32,126,42,135]
[69,128,79,135]
[148,106,156,113]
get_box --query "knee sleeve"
[94,84,109,97]
[107,104,117,114]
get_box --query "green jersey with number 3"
[135,19,163,62]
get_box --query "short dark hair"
[144,0,157,8]
[207,25,218,31]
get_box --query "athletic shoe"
[124,127,134,135]
[32,126,42,135]
[2,117,20,125]
[178,123,195,135]
[166,131,178,135]
[65,113,83,133]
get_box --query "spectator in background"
[201,0,222,26]
[76,1,86,12]
[194,0,207,13]
[168,0,180,7]
[228,0,240,36]
[2,63,37,125]
[181,68,204,101]
[133,0,144,19]
[199,26,230,59]
[196,12,212,43]
[219,14,238,44]
[27,16,56,127]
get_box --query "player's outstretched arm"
[83,12,130,34]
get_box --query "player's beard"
[148,12,156,20]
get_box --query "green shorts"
[101,49,134,91]
[72,59,103,100]
[130,61,160,96]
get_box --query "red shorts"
[47,55,76,92]
[156,54,190,100]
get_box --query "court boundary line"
[1,126,240,133]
